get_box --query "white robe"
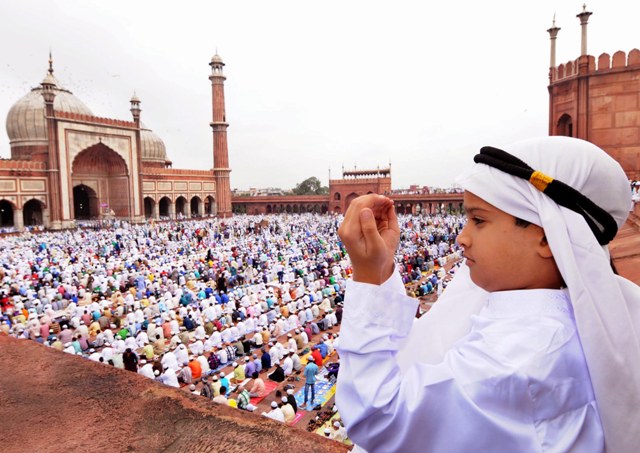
[335,273,603,453]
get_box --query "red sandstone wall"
[9,144,49,162]
[549,49,640,178]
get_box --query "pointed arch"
[23,199,44,226]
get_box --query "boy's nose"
[456,225,473,253]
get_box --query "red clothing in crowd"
[311,348,323,367]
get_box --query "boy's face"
[457,191,551,292]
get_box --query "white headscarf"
[398,136,640,452]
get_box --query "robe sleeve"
[335,272,543,453]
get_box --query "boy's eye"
[471,217,485,225]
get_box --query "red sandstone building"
[0,53,232,230]
[232,167,465,216]
[547,6,640,177]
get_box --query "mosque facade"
[547,7,640,178]
[1,54,233,230]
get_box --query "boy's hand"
[338,194,400,285]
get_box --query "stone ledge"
[0,335,348,453]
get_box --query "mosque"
[1,53,232,230]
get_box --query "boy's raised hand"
[338,194,400,285]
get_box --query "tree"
[292,176,329,195]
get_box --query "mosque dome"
[211,54,224,64]
[5,74,94,148]
[140,123,169,165]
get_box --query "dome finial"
[48,49,54,75]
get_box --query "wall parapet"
[54,110,137,129]
[330,177,391,185]
[232,194,329,204]
[390,193,464,203]
[0,159,47,170]
[142,168,215,178]
[550,49,640,83]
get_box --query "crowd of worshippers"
[0,212,462,429]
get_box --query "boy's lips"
[465,256,475,265]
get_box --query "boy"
[335,137,640,452]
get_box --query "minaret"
[575,5,593,140]
[209,53,232,218]
[577,4,593,56]
[547,15,561,83]
[41,52,63,229]
[130,92,145,222]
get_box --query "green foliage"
[292,176,329,195]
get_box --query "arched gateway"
[72,143,130,219]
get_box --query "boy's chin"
[467,271,492,292]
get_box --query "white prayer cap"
[232,362,238,367]
[286,389,294,395]
[324,428,331,435]
[219,372,225,378]
[270,401,278,408]
[333,421,341,428]
[281,396,288,403]
[451,136,640,452]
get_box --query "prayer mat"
[313,411,353,446]
[249,379,279,405]
[300,350,335,366]
[294,377,336,411]
[289,411,305,426]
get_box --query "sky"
[0,1,638,191]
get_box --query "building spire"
[547,14,561,82]
[577,4,593,56]
[48,50,54,75]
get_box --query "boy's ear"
[538,235,554,259]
